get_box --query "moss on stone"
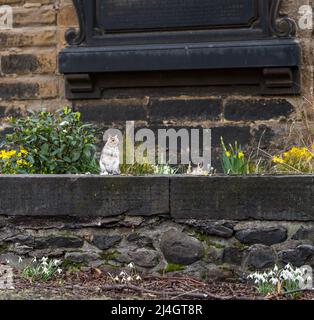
[163,263,185,273]
[101,250,119,262]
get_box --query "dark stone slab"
[73,100,148,123]
[278,245,314,267]
[235,227,287,246]
[91,235,122,250]
[160,229,204,265]
[2,54,39,74]
[292,226,314,243]
[246,245,276,269]
[224,99,294,121]
[0,83,39,100]
[177,219,234,238]
[97,0,257,32]
[148,98,222,122]
[34,236,84,249]
[170,176,314,221]
[223,247,246,265]
[0,175,169,217]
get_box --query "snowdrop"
[248,264,312,296]
[21,257,63,282]
[108,263,143,284]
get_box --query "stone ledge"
[0,175,313,221]
[0,175,170,217]
[170,175,314,221]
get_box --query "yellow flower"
[21,149,28,155]
[17,159,29,167]
[225,151,231,158]
[238,152,244,159]
[272,156,284,164]
[0,149,16,159]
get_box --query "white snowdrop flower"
[5,259,10,264]
[57,268,62,274]
[127,276,132,282]
[41,257,48,263]
[60,121,69,126]
[32,257,37,263]
[128,262,135,269]
[271,278,278,285]
[135,275,142,281]
[18,256,23,263]
[53,259,61,266]
[43,267,49,274]
[114,276,119,282]
[120,271,126,277]
[274,265,279,272]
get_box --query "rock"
[235,227,287,246]
[246,245,276,269]
[64,252,100,264]
[160,230,204,265]
[0,227,22,242]
[278,245,314,267]
[91,235,122,250]
[223,247,245,265]
[127,233,154,248]
[292,227,314,243]
[34,236,84,249]
[0,253,32,269]
[178,219,234,238]
[129,249,160,268]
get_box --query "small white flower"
[60,121,69,126]
[114,276,119,282]
[128,262,135,269]
[57,268,62,274]
[120,271,126,277]
[135,275,142,281]
[53,259,61,266]
[273,265,279,272]
[5,259,10,264]
[18,256,23,263]
[32,257,37,263]
[127,276,132,282]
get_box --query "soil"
[0,268,313,300]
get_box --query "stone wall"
[1,215,313,279]
[0,1,313,167]
[0,175,313,278]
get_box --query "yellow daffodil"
[238,152,244,159]
[272,156,284,164]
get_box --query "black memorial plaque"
[59,0,300,99]
[97,0,258,32]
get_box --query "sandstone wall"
[0,1,314,167]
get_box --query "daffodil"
[272,156,284,164]
[238,151,244,159]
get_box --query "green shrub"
[3,107,99,174]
